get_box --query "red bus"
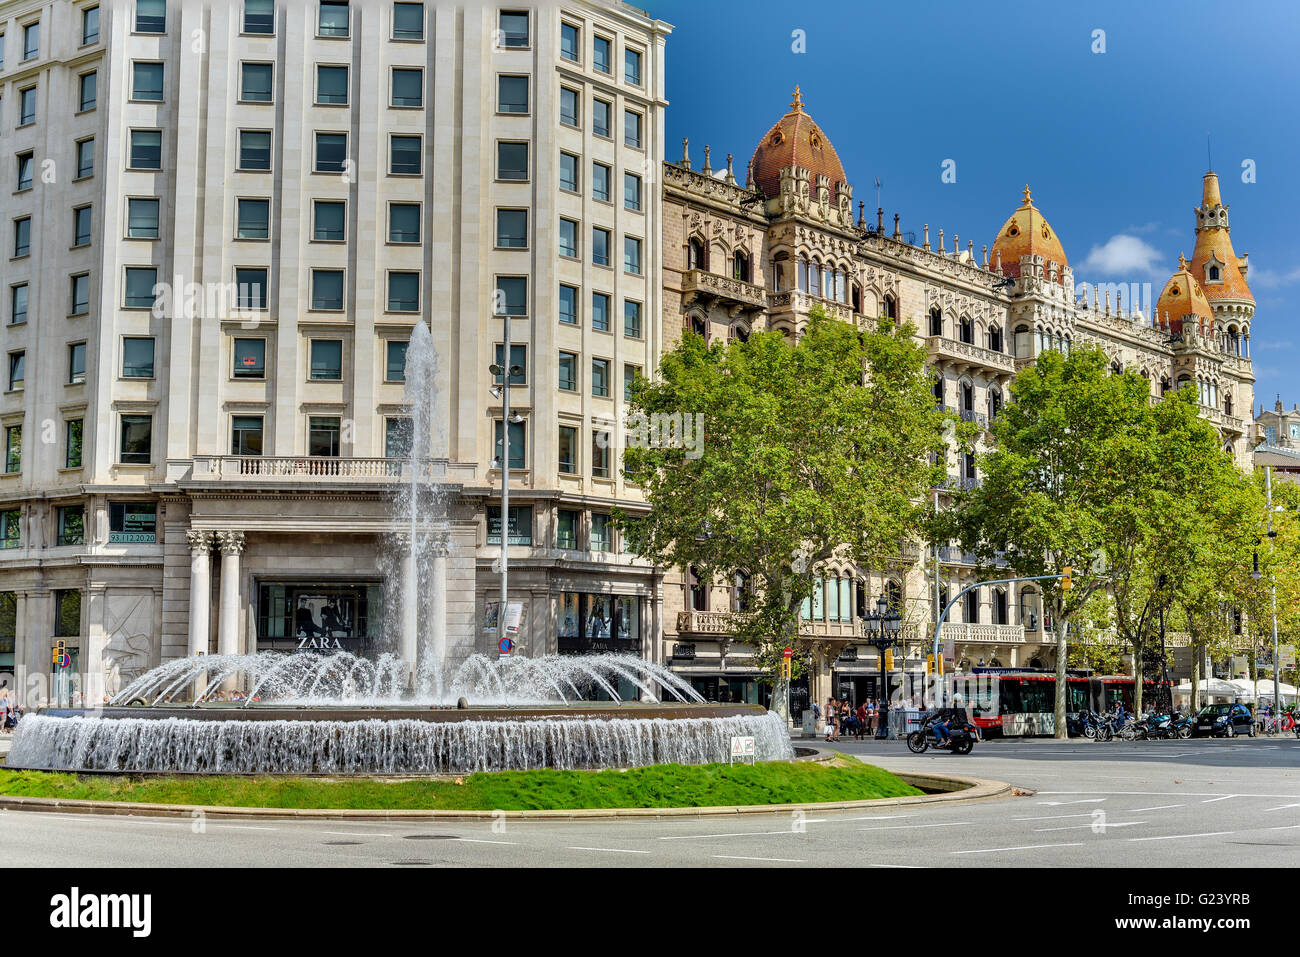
[948,670,1170,737]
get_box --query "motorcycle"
[1168,711,1193,739]
[907,712,978,755]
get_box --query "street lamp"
[1252,466,1282,721]
[863,592,903,739]
[489,326,525,656]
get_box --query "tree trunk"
[1054,610,1069,739]
[1133,638,1144,715]
[1190,640,1201,715]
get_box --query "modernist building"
[659,91,1257,710]
[1252,397,1300,485]
[0,0,671,702]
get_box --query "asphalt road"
[2,735,1298,867]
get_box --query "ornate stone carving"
[186,529,214,553]
[216,530,246,555]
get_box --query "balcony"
[676,609,856,640]
[1221,413,1246,434]
[926,336,1016,375]
[959,407,989,429]
[681,269,767,315]
[939,622,1026,645]
[767,290,856,323]
[189,455,473,485]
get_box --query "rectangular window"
[316,64,348,104]
[560,22,580,62]
[497,142,528,181]
[4,425,20,472]
[122,337,156,378]
[235,267,268,309]
[13,219,30,258]
[389,203,420,243]
[241,62,273,102]
[79,72,97,111]
[10,285,27,325]
[314,200,345,241]
[318,1,349,37]
[497,75,528,114]
[624,110,642,148]
[624,47,642,86]
[591,358,610,397]
[590,514,611,552]
[128,198,161,238]
[558,425,578,474]
[385,417,413,458]
[385,340,408,382]
[560,87,579,127]
[495,276,527,316]
[311,270,344,310]
[124,267,158,308]
[19,87,36,125]
[492,421,526,470]
[236,198,269,239]
[593,162,610,202]
[623,363,641,400]
[387,271,419,312]
[559,218,578,258]
[310,339,343,379]
[56,589,82,634]
[244,0,274,34]
[390,135,421,175]
[119,415,153,464]
[591,430,611,477]
[498,10,529,48]
[73,207,93,247]
[57,506,85,546]
[393,2,423,40]
[68,342,86,384]
[233,338,266,378]
[592,228,610,267]
[109,503,157,543]
[593,98,611,138]
[593,36,611,74]
[592,292,610,331]
[0,510,19,548]
[624,300,642,338]
[558,351,577,391]
[17,152,33,190]
[231,415,263,455]
[492,344,527,385]
[130,130,162,169]
[135,0,166,33]
[77,139,95,178]
[83,6,100,44]
[486,506,532,546]
[495,209,527,248]
[239,130,271,171]
[132,62,164,101]
[315,133,347,172]
[65,419,83,468]
[70,275,90,315]
[559,151,579,192]
[556,509,579,549]
[558,284,577,325]
[23,21,38,59]
[391,67,423,107]
[624,236,642,275]
[624,172,642,211]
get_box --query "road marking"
[1037,799,1106,806]
[951,842,1085,855]
[1269,824,1300,830]
[1127,831,1234,842]
[713,855,804,863]
[212,824,277,831]
[1128,804,1185,812]
[1036,791,1300,798]
[1013,813,1098,822]
[658,830,805,841]
[566,846,650,854]
[1266,803,1300,812]
[840,815,912,821]
[455,838,518,845]
[857,822,971,832]
[1034,822,1146,832]
[323,830,394,838]
[1201,795,1238,804]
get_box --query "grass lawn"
[0,754,923,811]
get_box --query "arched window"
[1208,265,1221,282]
[732,251,750,283]
[963,588,979,624]
[808,261,822,296]
[690,315,707,338]
[988,325,1004,353]
[885,579,903,614]
[959,316,974,344]
[1014,324,1032,357]
[933,374,945,405]
[993,589,1008,625]
[729,323,750,343]
[731,571,751,613]
[961,381,974,412]
[929,307,943,337]
[1019,589,1038,632]
[797,259,809,293]
[851,284,862,314]
[772,252,789,291]
[1160,376,1171,395]
[1224,393,1233,417]
[884,293,898,320]
[989,387,1003,420]
[688,238,706,271]
[688,566,707,611]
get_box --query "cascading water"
[7,321,798,775]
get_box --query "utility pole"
[1267,467,1281,719]
[499,314,510,655]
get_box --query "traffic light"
[926,653,935,674]
[52,640,66,666]
[936,654,944,677]
[884,649,895,671]
[1061,565,1073,591]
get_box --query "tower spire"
[790,85,803,113]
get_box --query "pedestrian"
[855,701,867,740]
[865,698,875,736]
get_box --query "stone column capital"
[186,529,214,553]
[216,530,246,555]
[430,531,452,558]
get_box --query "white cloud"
[1077,234,1167,281]
[1246,265,1300,289]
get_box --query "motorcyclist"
[931,693,971,748]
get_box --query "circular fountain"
[7,322,792,776]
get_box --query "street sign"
[782,647,793,659]
[503,600,524,635]
[729,736,756,764]
[498,636,514,655]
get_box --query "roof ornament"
[724,152,735,186]
[1022,184,1033,207]
[681,137,691,170]
[790,85,803,113]
[702,144,712,175]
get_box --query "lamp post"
[863,592,902,739]
[1251,466,1282,720]
[489,319,525,657]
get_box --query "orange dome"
[1156,254,1215,336]
[990,185,1068,282]
[749,87,849,202]
[1190,171,1254,305]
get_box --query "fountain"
[6,322,793,775]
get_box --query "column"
[187,530,214,701]
[216,531,245,671]
[428,532,449,690]
[399,533,418,687]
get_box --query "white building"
[0,0,671,703]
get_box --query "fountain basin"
[7,705,794,775]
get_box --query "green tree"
[620,309,948,676]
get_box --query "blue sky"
[652,0,1300,413]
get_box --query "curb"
[0,769,1013,821]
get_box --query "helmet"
[953,693,964,706]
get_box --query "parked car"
[1193,703,1256,738]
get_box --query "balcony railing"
[926,336,1016,374]
[681,269,767,311]
[191,455,463,483]
[939,622,1026,644]
[676,609,858,640]
[959,408,988,428]
[768,290,856,322]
